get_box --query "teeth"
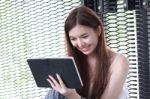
[81,48,88,51]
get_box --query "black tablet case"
[27,58,83,89]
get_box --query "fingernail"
[48,75,52,78]
[46,78,50,82]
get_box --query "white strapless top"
[118,86,129,99]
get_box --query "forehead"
[69,25,95,37]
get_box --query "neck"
[87,51,97,59]
[87,54,97,69]
[87,54,97,82]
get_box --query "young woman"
[45,6,129,99]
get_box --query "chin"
[82,51,91,55]
[82,49,95,56]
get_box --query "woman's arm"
[100,54,129,99]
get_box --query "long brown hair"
[64,6,110,99]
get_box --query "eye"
[70,37,76,41]
[82,35,88,38]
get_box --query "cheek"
[70,41,77,47]
[93,38,99,46]
[85,37,94,44]
[88,36,99,46]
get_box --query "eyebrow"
[69,33,88,38]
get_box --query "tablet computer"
[27,57,83,89]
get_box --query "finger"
[47,78,55,88]
[56,73,66,88]
[48,75,60,87]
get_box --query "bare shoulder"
[117,53,128,63]
[118,53,129,66]
[109,49,128,63]
[109,50,129,72]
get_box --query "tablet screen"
[27,57,83,89]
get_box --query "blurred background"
[0,0,149,99]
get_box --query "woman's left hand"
[47,73,81,99]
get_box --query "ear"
[97,25,101,36]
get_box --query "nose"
[77,39,84,48]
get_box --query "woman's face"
[69,24,99,56]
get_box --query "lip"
[79,47,90,52]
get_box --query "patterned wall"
[103,0,139,99]
[0,0,80,98]
[135,9,150,99]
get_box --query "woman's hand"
[47,73,81,99]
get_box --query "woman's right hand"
[47,73,81,99]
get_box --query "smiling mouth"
[79,47,90,52]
